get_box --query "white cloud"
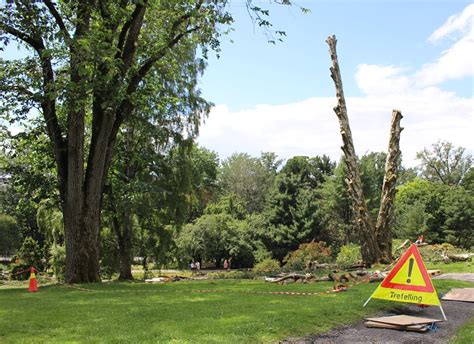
[417,4,474,86]
[355,64,413,95]
[199,87,472,167]
[428,4,474,42]
[198,5,473,167]
[416,33,474,86]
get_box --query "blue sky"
[200,0,472,109]
[2,1,472,167]
[198,1,473,166]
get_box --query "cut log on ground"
[268,274,313,284]
[427,270,441,276]
[309,263,338,269]
[447,254,472,262]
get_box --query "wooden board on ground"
[364,321,429,333]
[427,269,441,276]
[442,288,474,303]
[365,315,443,326]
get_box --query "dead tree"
[326,35,403,265]
[375,110,403,261]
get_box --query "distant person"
[415,235,424,245]
[196,261,200,271]
[190,261,195,271]
[223,259,228,270]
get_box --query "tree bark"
[63,1,100,283]
[326,36,403,265]
[326,35,382,264]
[375,110,403,261]
[112,213,134,281]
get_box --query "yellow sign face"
[369,244,441,306]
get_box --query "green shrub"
[19,237,44,269]
[10,237,44,280]
[252,258,280,275]
[336,243,362,267]
[49,244,65,281]
[99,227,120,279]
[284,241,332,271]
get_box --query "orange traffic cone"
[28,267,38,292]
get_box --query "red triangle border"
[380,244,434,293]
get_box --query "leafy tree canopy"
[416,141,472,186]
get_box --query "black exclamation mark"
[407,258,414,283]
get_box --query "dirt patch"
[281,300,474,343]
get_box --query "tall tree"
[416,141,472,186]
[1,0,297,283]
[0,1,233,282]
[261,156,334,261]
[219,152,280,214]
[316,159,355,249]
[394,178,474,249]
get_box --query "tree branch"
[0,22,43,52]
[128,26,201,96]
[119,1,147,74]
[43,0,72,45]
[0,84,40,102]
[0,21,68,197]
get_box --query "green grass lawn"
[426,261,474,273]
[450,317,474,344]
[0,279,472,344]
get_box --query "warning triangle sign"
[368,244,441,306]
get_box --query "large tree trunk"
[326,35,382,264]
[62,1,101,284]
[375,110,403,261]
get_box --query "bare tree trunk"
[375,110,403,261]
[112,213,134,281]
[326,35,382,264]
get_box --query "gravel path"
[282,273,474,344]
[282,301,473,344]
